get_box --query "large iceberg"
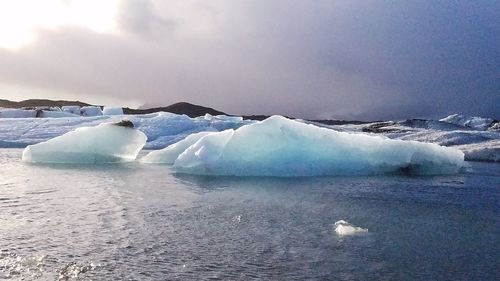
[22,121,146,164]
[173,116,465,176]
[141,131,215,164]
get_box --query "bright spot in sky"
[0,0,120,49]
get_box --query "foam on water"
[0,251,100,280]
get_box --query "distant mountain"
[0,99,225,118]
[0,99,368,124]
[123,102,227,117]
[0,99,92,108]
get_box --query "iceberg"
[129,112,251,149]
[173,116,465,176]
[0,109,37,118]
[102,107,124,115]
[329,115,500,162]
[39,110,79,118]
[61,106,81,115]
[454,140,500,162]
[439,114,495,131]
[0,112,249,149]
[141,131,215,164]
[22,121,146,164]
[80,106,103,116]
[334,220,368,236]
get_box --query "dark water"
[0,149,499,280]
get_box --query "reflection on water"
[0,149,499,280]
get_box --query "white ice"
[329,114,500,162]
[454,140,500,162]
[22,122,147,164]
[61,106,81,115]
[141,131,215,164]
[440,114,494,130]
[0,109,36,118]
[334,220,368,236]
[80,106,102,116]
[173,116,465,176]
[2,111,497,163]
[102,107,124,115]
[39,110,79,118]
[0,112,250,149]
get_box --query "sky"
[0,0,498,120]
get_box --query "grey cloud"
[117,0,174,37]
[0,0,498,120]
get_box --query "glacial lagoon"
[1,148,498,280]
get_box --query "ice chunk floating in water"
[22,121,146,164]
[173,116,465,176]
[334,220,368,236]
[141,131,215,164]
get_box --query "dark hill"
[0,99,368,124]
[123,102,226,117]
[0,99,91,108]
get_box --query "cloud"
[0,0,498,119]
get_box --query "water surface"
[0,149,498,280]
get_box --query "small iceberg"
[334,220,368,236]
[22,120,146,164]
[173,116,465,176]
